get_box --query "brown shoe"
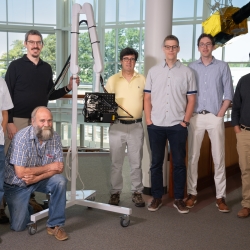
[216,198,230,213]
[173,199,189,214]
[148,198,162,212]
[108,192,120,206]
[237,207,250,218]
[132,192,145,207]
[185,194,197,208]
[47,226,68,241]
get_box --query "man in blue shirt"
[4,106,68,241]
[186,33,234,212]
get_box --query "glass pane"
[105,29,116,63]
[173,0,195,18]
[118,28,141,54]
[0,32,7,77]
[229,66,250,90]
[212,46,222,61]
[119,0,140,22]
[195,24,202,60]
[173,25,193,62]
[224,22,250,62]
[8,33,26,61]
[34,0,56,24]
[8,0,32,23]
[197,0,203,17]
[0,0,6,22]
[105,0,116,22]
[78,31,94,85]
[104,62,115,82]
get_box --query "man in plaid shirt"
[4,106,68,241]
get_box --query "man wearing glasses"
[4,106,68,240]
[1,30,79,223]
[105,47,146,207]
[144,35,197,213]
[186,33,234,212]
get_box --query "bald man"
[4,106,68,241]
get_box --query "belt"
[118,118,142,124]
[240,124,250,131]
[198,110,210,115]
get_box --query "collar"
[22,54,43,65]
[118,70,139,78]
[197,56,216,65]
[162,59,181,68]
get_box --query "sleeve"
[105,78,113,93]
[187,68,197,95]
[5,62,16,123]
[231,79,242,127]
[222,63,234,101]
[9,135,29,167]
[144,69,152,93]
[47,65,68,100]
[2,79,13,110]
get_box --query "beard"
[34,126,54,141]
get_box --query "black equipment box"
[83,92,118,123]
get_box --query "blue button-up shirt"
[5,125,63,187]
[188,57,234,115]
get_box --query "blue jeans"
[147,124,188,199]
[0,145,4,202]
[4,174,67,231]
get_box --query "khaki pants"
[236,129,250,208]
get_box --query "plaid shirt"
[5,125,63,187]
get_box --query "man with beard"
[2,29,79,222]
[4,107,68,241]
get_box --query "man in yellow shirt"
[105,47,145,207]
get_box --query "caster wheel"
[27,222,37,235]
[120,215,130,227]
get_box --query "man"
[186,33,234,212]
[144,35,197,213]
[105,47,145,207]
[4,106,68,241]
[1,29,79,222]
[0,78,13,224]
[231,73,250,218]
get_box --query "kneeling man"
[4,106,68,241]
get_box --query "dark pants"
[147,124,188,199]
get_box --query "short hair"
[31,106,52,120]
[197,33,215,46]
[25,30,43,44]
[163,35,179,46]
[120,47,138,61]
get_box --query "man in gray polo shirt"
[144,35,197,213]
[186,33,234,212]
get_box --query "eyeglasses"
[122,57,136,62]
[199,43,212,48]
[27,40,43,46]
[164,45,179,51]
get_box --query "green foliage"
[0,28,145,83]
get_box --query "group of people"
[0,29,249,242]
[106,33,250,220]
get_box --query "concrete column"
[142,0,173,195]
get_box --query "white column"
[142,0,173,194]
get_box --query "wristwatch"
[183,120,190,126]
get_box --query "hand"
[48,162,64,173]
[180,121,187,127]
[234,125,241,134]
[22,174,39,185]
[7,123,18,140]
[67,76,80,91]
[146,119,153,125]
